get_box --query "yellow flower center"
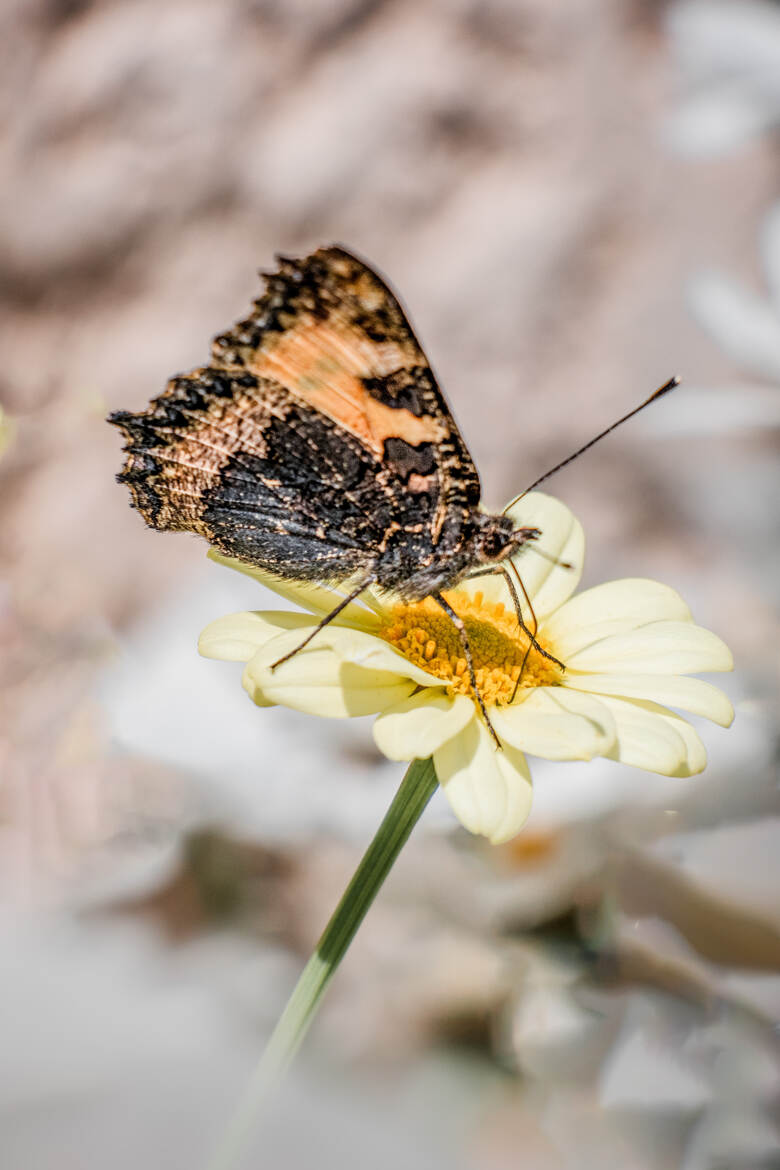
[379,590,564,707]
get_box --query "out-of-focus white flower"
[689,201,780,385]
[665,0,780,158]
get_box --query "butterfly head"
[470,512,541,567]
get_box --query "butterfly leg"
[433,591,501,748]
[270,576,377,671]
[504,563,565,703]
[462,566,565,672]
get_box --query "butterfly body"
[110,247,538,603]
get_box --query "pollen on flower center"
[378,590,564,706]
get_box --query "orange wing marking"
[250,321,445,456]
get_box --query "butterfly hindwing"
[111,365,400,582]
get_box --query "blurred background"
[1,0,779,1166]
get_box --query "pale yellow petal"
[434,720,533,844]
[198,610,317,662]
[566,621,733,675]
[300,624,446,687]
[207,549,382,628]
[503,491,585,618]
[563,672,734,727]
[542,578,693,658]
[243,633,416,717]
[454,569,509,608]
[372,694,475,762]
[240,662,277,708]
[361,584,396,617]
[597,695,706,776]
[491,688,616,760]
[655,709,707,774]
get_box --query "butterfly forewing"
[110,247,483,587]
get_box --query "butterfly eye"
[479,529,511,562]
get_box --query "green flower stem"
[206,756,439,1170]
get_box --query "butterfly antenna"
[503,376,680,513]
[527,545,574,571]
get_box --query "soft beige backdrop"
[1,2,778,1167]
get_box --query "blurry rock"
[503,947,613,1084]
[600,994,712,1113]
[618,819,780,968]
[106,827,295,941]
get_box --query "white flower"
[199,492,733,845]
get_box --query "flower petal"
[198,610,318,662]
[491,688,616,760]
[241,624,444,717]
[542,578,692,658]
[207,549,383,627]
[454,568,509,608]
[243,636,416,717]
[240,662,277,708]
[597,696,706,776]
[563,672,734,727]
[656,710,707,775]
[360,584,397,617]
[305,625,447,687]
[372,693,475,762]
[503,492,585,618]
[566,621,733,675]
[434,719,533,844]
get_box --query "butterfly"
[109,247,562,730]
